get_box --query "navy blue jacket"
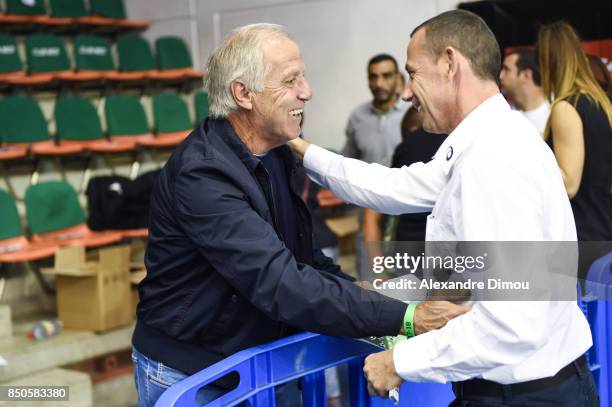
[133,118,407,378]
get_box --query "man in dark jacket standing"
[132,23,469,406]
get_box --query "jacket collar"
[205,117,298,173]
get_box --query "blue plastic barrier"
[155,332,454,406]
[581,251,612,407]
[157,252,611,407]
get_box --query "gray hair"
[204,23,289,118]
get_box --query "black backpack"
[86,170,160,231]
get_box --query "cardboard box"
[44,245,132,332]
[325,214,359,255]
[129,269,146,317]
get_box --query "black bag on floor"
[86,170,160,231]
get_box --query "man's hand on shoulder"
[288,138,310,159]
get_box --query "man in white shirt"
[290,10,597,406]
[500,48,550,135]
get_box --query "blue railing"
[154,332,453,406]
[157,251,611,407]
[580,251,612,407]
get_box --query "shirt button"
[231,294,238,303]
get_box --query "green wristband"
[404,303,417,338]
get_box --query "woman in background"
[537,21,612,241]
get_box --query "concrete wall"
[125,0,467,149]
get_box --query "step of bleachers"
[0,321,134,383]
[0,367,93,407]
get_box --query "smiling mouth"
[289,108,303,118]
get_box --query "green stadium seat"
[194,91,209,123]
[21,33,103,82]
[55,96,135,152]
[105,94,179,147]
[33,0,79,26]
[152,92,192,144]
[47,0,115,28]
[0,93,28,159]
[105,34,153,81]
[0,34,32,83]
[0,34,53,85]
[91,0,126,19]
[0,0,42,23]
[72,34,116,79]
[25,181,122,248]
[89,0,149,29]
[0,188,58,263]
[5,0,46,16]
[105,94,153,145]
[0,96,27,159]
[25,33,69,73]
[150,36,203,81]
[0,95,82,156]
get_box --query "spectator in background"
[537,21,612,241]
[342,54,408,164]
[499,48,550,135]
[344,54,409,279]
[587,54,612,97]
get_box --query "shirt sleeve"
[173,161,406,338]
[303,144,446,215]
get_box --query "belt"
[454,355,587,398]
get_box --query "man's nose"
[374,76,385,88]
[299,78,312,101]
[401,83,413,102]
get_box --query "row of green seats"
[2,0,133,20]
[0,33,201,84]
[0,91,209,157]
[0,181,127,263]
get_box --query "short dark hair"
[368,53,398,73]
[411,10,501,83]
[508,48,541,86]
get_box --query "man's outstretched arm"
[289,139,446,215]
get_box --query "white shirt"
[521,100,550,135]
[303,94,591,384]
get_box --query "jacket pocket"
[199,293,240,344]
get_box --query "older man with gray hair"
[132,23,467,406]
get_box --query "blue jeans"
[132,347,226,407]
[450,359,599,407]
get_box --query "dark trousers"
[450,359,599,406]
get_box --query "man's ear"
[231,81,253,110]
[520,68,533,82]
[443,46,459,79]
